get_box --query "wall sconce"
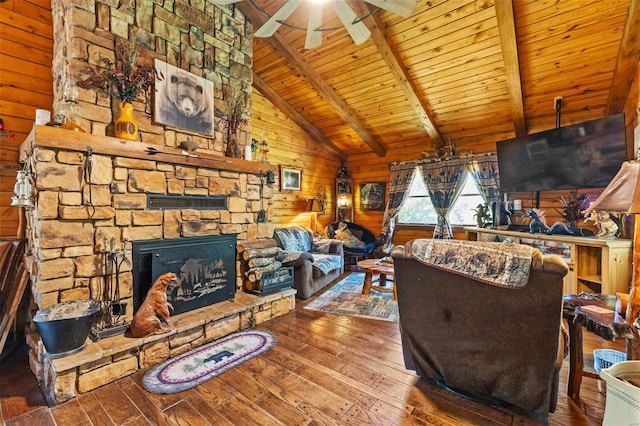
[339,195,347,207]
[338,193,352,208]
[11,165,35,208]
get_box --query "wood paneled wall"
[251,90,342,232]
[0,0,53,238]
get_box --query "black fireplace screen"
[132,235,237,315]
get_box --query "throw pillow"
[335,225,364,247]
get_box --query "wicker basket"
[593,349,626,373]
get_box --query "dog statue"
[130,272,177,338]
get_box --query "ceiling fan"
[213,0,417,49]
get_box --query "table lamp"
[305,198,323,236]
[585,160,640,358]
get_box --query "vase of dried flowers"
[223,86,248,158]
[79,39,155,141]
[115,100,138,140]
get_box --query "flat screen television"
[496,113,627,193]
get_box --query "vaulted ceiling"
[233,0,640,160]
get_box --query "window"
[398,168,485,225]
[398,169,437,224]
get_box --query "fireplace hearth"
[132,235,237,316]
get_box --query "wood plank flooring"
[0,274,626,425]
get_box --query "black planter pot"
[33,299,101,359]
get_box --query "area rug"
[304,272,399,322]
[143,329,276,394]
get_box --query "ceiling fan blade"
[333,0,371,45]
[255,0,304,38]
[305,4,324,49]
[364,0,416,18]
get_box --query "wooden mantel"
[20,126,278,176]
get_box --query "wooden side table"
[357,258,396,300]
[562,294,635,402]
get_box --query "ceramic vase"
[115,101,138,141]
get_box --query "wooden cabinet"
[336,177,354,222]
[465,227,632,296]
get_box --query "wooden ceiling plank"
[389,0,493,43]
[253,73,347,160]
[495,0,526,136]
[607,0,640,114]
[406,38,503,78]
[515,0,627,28]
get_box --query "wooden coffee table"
[357,258,396,300]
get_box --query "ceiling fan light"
[333,0,371,45]
[364,0,417,18]
[305,3,324,48]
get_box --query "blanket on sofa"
[409,239,537,289]
[273,228,343,276]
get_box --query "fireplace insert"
[132,235,237,315]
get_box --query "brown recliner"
[391,239,568,415]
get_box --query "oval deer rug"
[143,329,276,394]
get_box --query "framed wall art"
[360,182,386,210]
[281,168,302,191]
[154,60,215,135]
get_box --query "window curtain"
[466,152,501,203]
[419,158,467,239]
[380,162,417,248]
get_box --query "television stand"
[464,227,632,296]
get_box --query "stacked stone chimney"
[52,0,252,149]
[19,2,298,404]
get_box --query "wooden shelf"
[578,275,603,284]
[20,125,278,176]
[465,227,632,296]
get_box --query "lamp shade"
[585,160,640,214]
[305,198,322,213]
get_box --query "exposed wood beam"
[607,0,640,114]
[355,3,444,149]
[253,73,347,160]
[495,0,526,137]
[236,1,387,157]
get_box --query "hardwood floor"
[0,275,626,425]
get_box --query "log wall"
[0,0,53,237]
[250,90,342,233]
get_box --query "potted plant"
[79,39,155,141]
[556,192,589,229]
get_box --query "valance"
[389,152,497,170]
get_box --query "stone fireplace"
[20,126,295,404]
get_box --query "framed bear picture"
[154,60,215,135]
